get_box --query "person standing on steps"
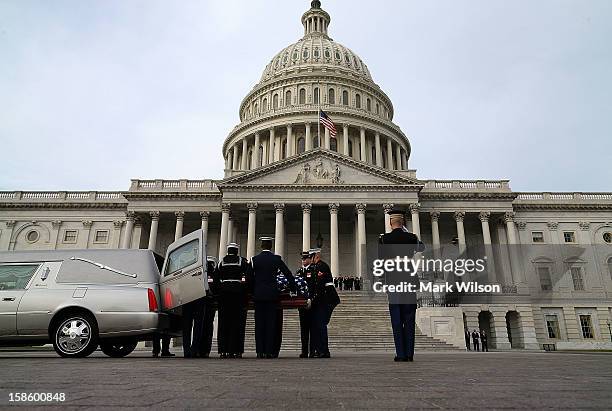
[309,248,340,358]
[296,251,314,358]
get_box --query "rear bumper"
[97,311,160,338]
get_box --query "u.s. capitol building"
[2,1,611,350]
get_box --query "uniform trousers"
[218,291,247,354]
[199,300,216,356]
[298,308,314,355]
[254,301,279,356]
[388,303,417,359]
[312,303,334,355]
[181,299,205,357]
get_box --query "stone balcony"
[421,180,512,192]
[514,192,612,208]
[128,179,220,193]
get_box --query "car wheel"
[99,341,138,358]
[52,312,99,358]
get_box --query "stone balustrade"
[128,179,220,192]
[0,191,125,202]
[422,180,511,191]
[515,192,612,201]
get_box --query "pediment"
[219,149,422,188]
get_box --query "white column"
[82,220,93,249]
[262,142,268,166]
[121,211,135,249]
[232,144,239,170]
[246,202,258,260]
[360,127,366,162]
[343,124,349,156]
[174,211,184,241]
[287,124,294,157]
[387,138,394,170]
[504,212,522,285]
[268,128,275,164]
[148,211,160,251]
[274,203,285,258]
[111,221,122,249]
[132,220,142,249]
[396,144,402,170]
[479,211,492,245]
[241,138,248,170]
[409,203,421,238]
[329,203,339,277]
[479,211,497,284]
[374,132,382,167]
[218,203,230,260]
[454,211,466,254]
[305,123,312,151]
[227,216,234,244]
[430,211,441,258]
[253,132,260,169]
[301,203,312,252]
[383,203,394,233]
[51,220,62,249]
[356,203,367,277]
[504,212,517,245]
[324,127,330,149]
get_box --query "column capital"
[356,203,367,214]
[478,211,491,222]
[453,211,465,222]
[343,123,349,130]
[328,203,340,214]
[547,221,558,230]
[113,220,124,229]
[286,124,292,131]
[579,221,590,231]
[150,211,160,220]
[5,220,16,228]
[254,131,260,137]
[503,212,515,223]
[269,126,275,133]
[409,203,420,214]
[126,211,136,222]
[274,203,285,213]
[382,203,394,213]
[134,218,143,227]
[247,202,259,212]
[516,221,527,231]
[430,211,440,222]
[51,220,62,229]
[200,211,210,220]
[301,203,312,213]
[221,202,232,213]
[175,211,185,220]
[82,220,93,228]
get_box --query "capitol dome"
[223,0,411,177]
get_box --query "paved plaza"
[0,350,611,409]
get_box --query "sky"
[0,0,610,192]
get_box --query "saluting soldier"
[296,251,314,358]
[310,248,340,358]
[216,243,250,358]
[250,237,295,359]
[379,208,425,362]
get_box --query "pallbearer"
[296,251,314,358]
[310,248,340,358]
[198,256,219,358]
[216,243,250,358]
[250,236,295,358]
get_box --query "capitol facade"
[2,1,611,350]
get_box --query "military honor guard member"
[199,256,219,358]
[310,248,340,358]
[296,251,315,358]
[216,243,250,358]
[472,329,480,351]
[480,329,488,352]
[181,296,205,358]
[379,208,425,362]
[250,237,296,358]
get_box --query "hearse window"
[165,239,199,276]
[0,264,39,290]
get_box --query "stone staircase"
[212,291,460,353]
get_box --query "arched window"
[299,88,306,104]
[258,146,264,167]
[313,135,320,149]
[285,90,292,107]
[348,140,353,157]
[356,94,361,109]
[366,98,371,111]
[342,90,349,106]
[262,98,267,112]
[382,149,387,168]
[281,139,287,159]
[297,137,305,154]
[313,87,320,104]
[608,257,612,280]
[273,94,279,109]
[328,88,335,104]
[330,137,337,152]
[254,102,258,114]
[247,149,253,170]
[376,103,380,114]
[371,146,377,164]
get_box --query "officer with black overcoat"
[215,243,250,358]
[379,208,425,362]
[198,257,219,358]
[296,251,314,358]
[250,237,295,358]
[480,329,488,352]
[310,248,340,358]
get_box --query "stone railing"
[0,191,125,202]
[129,179,220,192]
[422,180,511,191]
[515,193,612,202]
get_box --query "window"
[302,48,309,59]
[537,267,552,291]
[94,230,109,244]
[297,137,305,154]
[313,135,320,149]
[382,149,387,168]
[285,90,292,106]
[258,146,264,167]
[371,147,376,164]
[313,87,320,104]
[272,94,279,109]
[366,98,371,111]
[281,139,287,159]
[532,232,544,243]
[579,315,594,338]
[356,94,361,109]
[254,103,258,114]
[328,88,335,104]
[603,232,612,243]
[262,98,267,112]
[299,88,306,104]
[342,90,349,106]
[376,103,380,114]
[545,315,561,339]
[0,264,39,290]
[563,231,576,243]
[571,267,584,290]
[26,230,39,243]
[348,140,353,157]
[247,150,253,170]
[63,230,78,243]
[165,239,199,276]
[330,137,337,152]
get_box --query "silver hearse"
[0,229,208,358]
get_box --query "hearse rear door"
[160,229,208,311]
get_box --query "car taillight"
[148,288,158,312]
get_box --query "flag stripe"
[319,110,338,137]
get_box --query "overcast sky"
[1,0,610,192]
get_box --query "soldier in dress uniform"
[379,208,425,362]
[480,329,488,352]
[472,329,480,351]
[181,296,204,358]
[250,237,295,358]
[216,243,250,358]
[198,257,219,358]
[310,248,340,358]
[296,251,314,358]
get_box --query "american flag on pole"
[319,110,337,138]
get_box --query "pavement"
[0,350,611,409]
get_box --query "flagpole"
[317,85,321,148]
